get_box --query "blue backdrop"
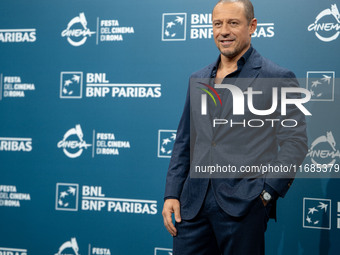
[0,0,339,254]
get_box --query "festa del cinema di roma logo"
[308,4,340,42]
[61,12,95,46]
[307,131,340,166]
[57,124,91,158]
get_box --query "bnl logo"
[60,72,83,99]
[162,13,186,41]
[158,130,177,158]
[306,71,335,101]
[55,183,79,211]
[303,198,331,230]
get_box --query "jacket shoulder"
[259,55,296,79]
[190,62,216,78]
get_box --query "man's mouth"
[219,39,235,47]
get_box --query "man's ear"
[249,18,257,35]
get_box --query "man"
[162,0,308,254]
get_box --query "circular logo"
[57,125,91,158]
[61,13,96,46]
[308,4,340,42]
[307,131,340,166]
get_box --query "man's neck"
[216,45,250,79]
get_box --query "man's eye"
[214,23,222,27]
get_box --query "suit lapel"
[218,50,262,121]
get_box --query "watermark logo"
[162,13,186,41]
[158,130,177,158]
[62,13,96,46]
[307,131,340,166]
[201,84,311,116]
[55,238,80,255]
[60,72,83,99]
[154,247,173,255]
[57,125,92,158]
[303,198,331,230]
[306,71,335,101]
[308,4,340,42]
[198,82,223,115]
[56,183,79,211]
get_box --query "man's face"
[212,2,257,59]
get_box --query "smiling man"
[162,0,308,254]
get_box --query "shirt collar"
[211,45,253,78]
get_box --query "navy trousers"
[173,184,272,255]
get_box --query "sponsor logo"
[55,239,111,255]
[303,198,331,230]
[0,137,32,152]
[57,125,131,158]
[99,19,134,42]
[89,244,111,255]
[62,13,96,47]
[0,74,36,99]
[55,183,158,215]
[0,247,27,255]
[0,28,36,43]
[162,12,274,40]
[306,71,335,101]
[252,23,275,38]
[62,13,135,46]
[307,131,340,166]
[0,185,31,207]
[154,247,173,255]
[57,125,92,158]
[60,72,83,99]
[162,13,187,41]
[60,72,161,99]
[308,4,340,42]
[55,238,80,255]
[158,130,177,158]
[56,183,79,211]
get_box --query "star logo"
[162,13,187,41]
[306,71,335,101]
[56,183,79,211]
[303,198,331,230]
[60,72,83,99]
[158,130,177,158]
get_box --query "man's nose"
[220,23,231,36]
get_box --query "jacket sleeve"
[265,71,308,197]
[164,84,191,199]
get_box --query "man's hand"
[162,199,181,236]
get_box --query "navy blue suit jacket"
[165,48,308,220]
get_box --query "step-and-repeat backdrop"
[0,0,339,254]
